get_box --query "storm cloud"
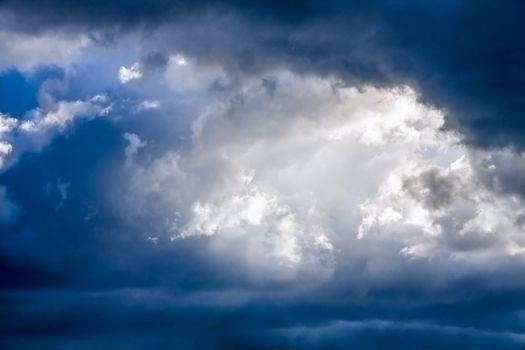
[2,0,524,148]
[1,1,525,349]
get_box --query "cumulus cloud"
[358,153,525,260]
[1,2,524,348]
[119,68,525,285]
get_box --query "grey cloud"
[402,168,460,211]
[1,1,524,150]
[1,2,525,349]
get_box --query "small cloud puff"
[119,62,143,84]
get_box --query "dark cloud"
[140,51,170,71]
[1,0,524,148]
[1,1,525,349]
[1,119,525,349]
[402,168,459,210]
[2,281,525,349]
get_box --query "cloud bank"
[1,1,525,349]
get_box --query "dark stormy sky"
[1,1,525,349]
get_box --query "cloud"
[3,0,524,149]
[0,29,90,73]
[118,62,142,83]
[136,99,160,111]
[0,65,524,350]
[0,114,17,168]
[123,132,146,166]
[119,68,525,288]
[164,53,225,93]
[0,94,111,171]
[0,2,525,348]
[358,153,525,260]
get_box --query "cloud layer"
[1,0,524,148]
[1,2,525,349]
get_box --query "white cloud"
[0,114,17,168]
[358,153,525,261]
[20,94,110,132]
[0,30,90,72]
[0,95,111,171]
[119,62,143,83]
[137,100,161,111]
[123,69,525,283]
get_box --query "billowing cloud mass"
[1,1,525,350]
[123,68,525,281]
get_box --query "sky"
[0,1,525,349]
